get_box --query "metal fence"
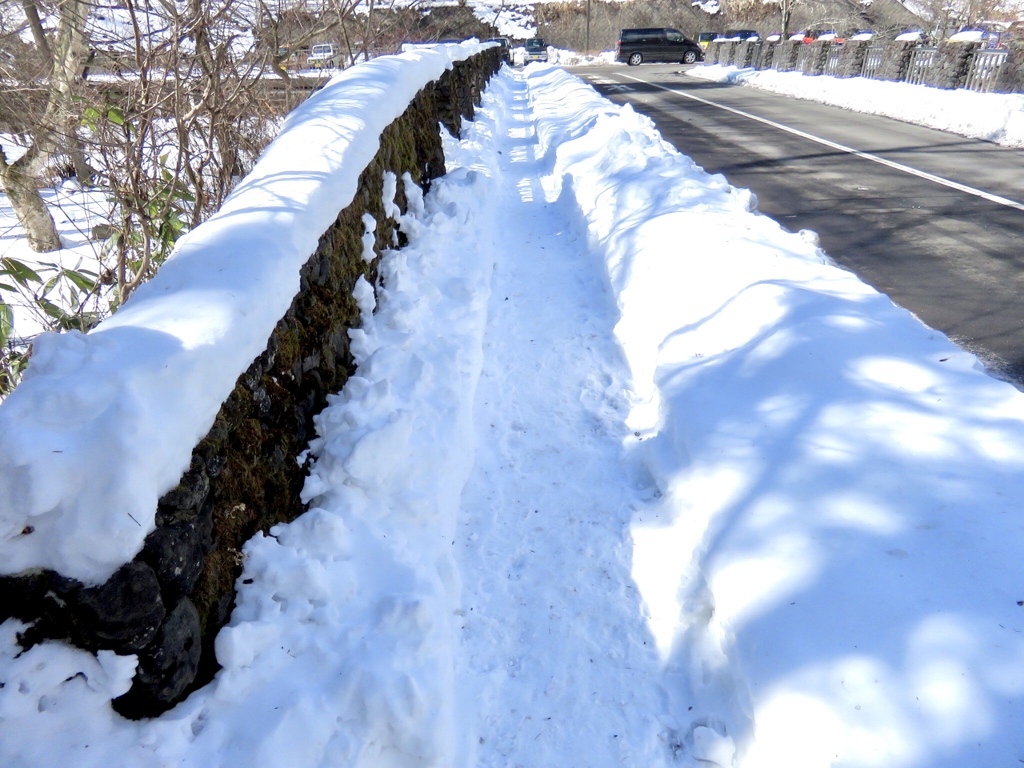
[796,44,814,72]
[904,46,937,85]
[964,49,1008,92]
[716,40,1013,94]
[750,42,766,70]
[861,44,885,78]
[823,47,842,76]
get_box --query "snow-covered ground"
[689,63,1024,148]
[3,53,1024,768]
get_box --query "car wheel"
[627,52,643,66]
[683,50,698,64]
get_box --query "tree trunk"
[0,0,92,252]
[0,149,62,252]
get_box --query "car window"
[666,31,683,42]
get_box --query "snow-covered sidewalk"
[4,61,1024,768]
[453,73,676,765]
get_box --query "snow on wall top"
[0,41,483,585]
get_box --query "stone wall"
[718,41,738,66]
[775,41,802,72]
[736,41,757,68]
[0,47,502,719]
[758,41,779,71]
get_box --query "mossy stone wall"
[0,47,502,719]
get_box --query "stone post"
[705,40,723,65]
[803,40,831,75]
[776,40,802,72]
[878,40,916,81]
[994,41,1024,93]
[720,41,738,66]
[838,39,869,77]
[925,41,981,89]
[759,40,779,70]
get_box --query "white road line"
[617,74,1024,213]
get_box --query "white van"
[308,43,341,69]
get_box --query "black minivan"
[616,28,704,66]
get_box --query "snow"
[948,30,985,42]
[689,64,1024,147]
[3,55,1024,768]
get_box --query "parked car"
[307,43,341,69]
[616,28,704,66]
[697,32,719,49]
[524,38,549,63]
[722,29,761,41]
[808,29,844,43]
[485,37,513,64]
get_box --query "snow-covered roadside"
[689,63,1024,148]
[528,63,1024,766]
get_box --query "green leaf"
[82,107,101,130]
[42,274,61,295]
[107,107,125,126]
[0,302,12,347]
[36,297,66,321]
[63,269,98,293]
[0,257,42,288]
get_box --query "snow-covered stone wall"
[0,44,502,718]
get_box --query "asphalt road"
[568,63,1024,384]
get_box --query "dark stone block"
[925,41,979,89]
[141,506,213,601]
[157,456,210,517]
[838,40,869,78]
[69,562,165,654]
[114,597,201,717]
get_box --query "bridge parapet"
[0,44,503,717]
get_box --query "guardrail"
[862,44,885,78]
[905,47,938,85]
[824,46,843,76]
[965,49,1008,92]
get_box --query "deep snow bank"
[689,64,1024,148]
[527,64,1024,767]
